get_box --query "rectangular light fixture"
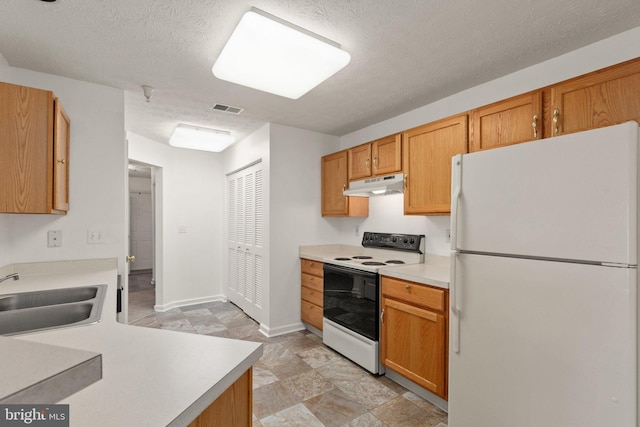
[169,124,235,152]
[212,8,351,99]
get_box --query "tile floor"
[128,273,449,427]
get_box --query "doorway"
[128,160,156,322]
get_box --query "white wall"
[128,132,225,309]
[268,123,341,333]
[0,64,126,274]
[338,26,640,256]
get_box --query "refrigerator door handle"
[450,154,463,252]
[450,250,461,353]
[450,154,463,353]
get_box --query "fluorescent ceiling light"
[169,124,235,152]
[212,9,351,99]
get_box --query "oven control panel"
[361,232,424,252]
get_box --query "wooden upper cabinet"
[549,58,640,136]
[348,133,402,181]
[0,82,69,214]
[54,98,70,212]
[470,91,542,152]
[348,143,371,180]
[322,151,368,217]
[372,133,402,176]
[403,114,468,215]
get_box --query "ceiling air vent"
[210,103,244,115]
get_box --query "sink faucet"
[0,273,19,284]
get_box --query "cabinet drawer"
[381,276,446,312]
[301,301,323,330]
[301,285,323,307]
[301,273,323,292]
[301,259,324,277]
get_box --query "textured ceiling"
[1,0,639,146]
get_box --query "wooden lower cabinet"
[380,276,448,399]
[188,368,252,427]
[301,258,324,331]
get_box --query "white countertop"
[299,245,450,289]
[0,259,263,427]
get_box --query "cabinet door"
[372,133,402,175]
[381,297,447,398]
[322,151,349,215]
[403,114,468,215]
[322,151,368,217]
[470,91,542,152]
[550,58,640,136]
[348,143,371,180]
[53,98,70,212]
[0,83,53,213]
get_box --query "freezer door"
[448,253,637,427]
[453,122,638,265]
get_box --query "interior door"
[226,162,264,322]
[449,253,637,427]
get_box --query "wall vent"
[210,103,244,115]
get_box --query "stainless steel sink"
[0,285,107,336]
[0,286,100,311]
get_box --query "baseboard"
[385,369,449,412]
[258,322,305,338]
[154,295,227,312]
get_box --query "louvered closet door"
[226,162,264,322]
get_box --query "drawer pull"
[405,285,411,290]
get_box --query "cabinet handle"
[404,175,408,188]
[57,159,66,164]
[373,156,378,168]
[342,184,346,191]
[380,309,384,324]
[404,285,410,290]
[532,114,538,138]
[553,108,560,134]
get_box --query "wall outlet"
[47,230,62,248]
[178,225,187,234]
[87,229,105,244]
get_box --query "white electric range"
[321,232,425,373]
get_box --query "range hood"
[343,173,404,197]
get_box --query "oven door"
[323,263,379,341]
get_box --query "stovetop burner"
[352,256,373,259]
[361,261,386,266]
[385,260,405,264]
[334,257,351,261]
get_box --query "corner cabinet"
[403,114,468,215]
[0,82,70,214]
[380,276,449,400]
[300,258,324,332]
[321,151,368,217]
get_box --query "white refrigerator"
[448,121,639,427]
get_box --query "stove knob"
[392,236,397,242]
[403,238,408,244]
[410,238,415,245]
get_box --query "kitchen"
[1,1,640,426]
